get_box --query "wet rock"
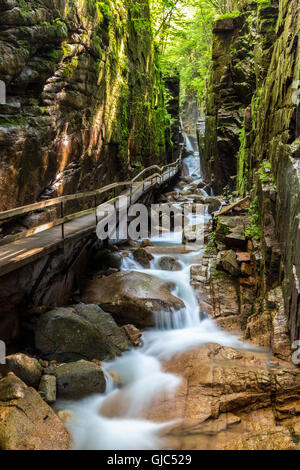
[158,256,181,271]
[92,249,122,270]
[55,360,106,399]
[205,197,222,214]
[218,250,240,277]
[0,353,43,389]
[38,375,56,404]
[166,281,177,292]
[0,374,71,450]
[73,303,129,352]
[146,343,300,450]
[207,266,240,320]
[132,247,154,268]
[35,308,121,362]
[140,239,153,248]
[81,271,185,327]
[121,324,142,347]
[104,267,119,276]
[245,287,291,360]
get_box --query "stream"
[58,139,250,450]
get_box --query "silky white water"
[58,149,250,450]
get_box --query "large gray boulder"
[82,271,185,327]
[73,304,130,352]
[35,308,122,362]
[55,360,106,399]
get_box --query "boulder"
[205,197,222,214]
[1,353,43,389]
[218,250,240,277]
[81,271,185,327]
[92,249,122,270]
[38,375,56,404]
[73,303,130,352]
[121,324,142,347]
[0,374,71,450]
[55,360,106,399]
[35,308,122,362]
[158,256,181,271]
[132,247,154,268]
[140,239,153,248]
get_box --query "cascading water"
[58,146,252,450]
[183,133,202,181]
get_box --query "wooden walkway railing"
[0,157,181,249]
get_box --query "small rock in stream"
[158,256,181,271]
[55,360,106,399]
[38,374,56,404]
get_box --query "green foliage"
[150,0,233,109]
[245,197,261,241]
[256,160,272,184]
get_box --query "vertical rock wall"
[0,0,174,210]
[205,0,300,343]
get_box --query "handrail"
[131,158,181,183]
[0,156,181,247]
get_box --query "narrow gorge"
[0,0,300,453]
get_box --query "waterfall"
[57,150,250,450]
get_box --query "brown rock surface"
[132,248,154,268]
[81,271,185,327]
[121,324,142,347]
[144,345,300,450]
[0,374,71,450]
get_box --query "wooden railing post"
[61,201,65,240]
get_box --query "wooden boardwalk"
[0,166,179,276]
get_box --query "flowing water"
[59,139,250,450]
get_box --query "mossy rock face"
[203,0,279,194]
[0,0,175,210]
[35,307,123,362]
[207,0,300,341]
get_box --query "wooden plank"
[215,196,249,217]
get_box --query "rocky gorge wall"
[203,0,300,345]
[0,0,175,211]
